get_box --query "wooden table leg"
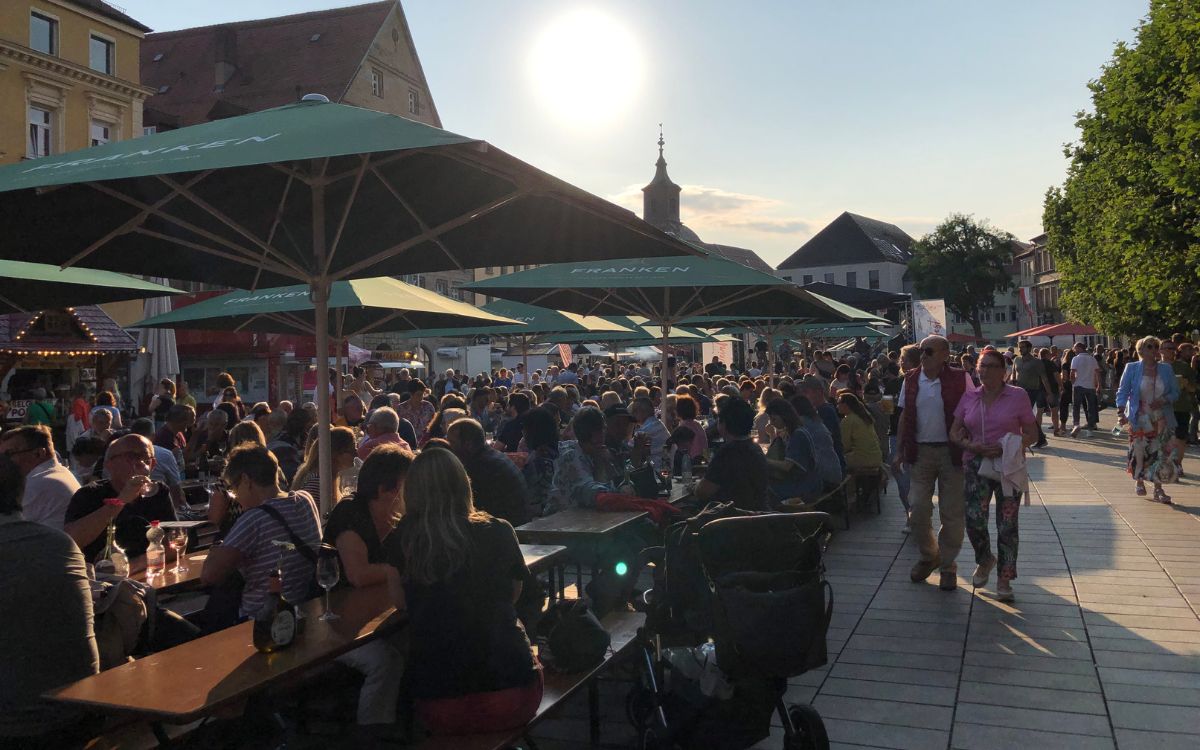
[588,679,601,747]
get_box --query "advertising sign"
[912,299,948,341]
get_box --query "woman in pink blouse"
[949,349,1038,602]
[674,394,708,460]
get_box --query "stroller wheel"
[626,687,656,729]
[784,704,829,750]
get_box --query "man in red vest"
[892,335,975,591]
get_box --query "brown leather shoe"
[910,557,942,582]
[939,571,958,591]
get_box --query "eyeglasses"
[921,347,940,357]
[110,451,152,463]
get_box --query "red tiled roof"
[140,1,393,127]
[0,306,138,353]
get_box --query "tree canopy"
[908,214,1016,341]
[1043,0,1200,336]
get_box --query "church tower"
[641,126,683,235]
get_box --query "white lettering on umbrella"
[20,134,284,173]
[225,290,309,304]
[570,266,690,274]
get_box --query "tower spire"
[657,123,664,161]
[642,123,682,230]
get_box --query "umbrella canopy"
[539,316,707,345]
[0,259,182,313]
[1012,319,1099,338]
[129,283,181,411]
[0,98,702,514]
[132,277,523,338]
[466,253,852,382]
[394,299,633,339]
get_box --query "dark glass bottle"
[253,566,297,653]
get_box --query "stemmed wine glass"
[317,545,341,621]
[168,528,189,574]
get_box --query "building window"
[143,126,157,136]
[1010,305,1018,321]
[845,271,857,288]
[869,269,880,290]
[484,266,494,274]
[802,274,813,285]
[408,88,421,116]
[89,35,114,75]
[370,69,383,97]
[435,279,449,296]
[824,273,834,284]
[30,12,57,55]
[90,121,111,146]
[27,107,52,159]
[995,310,1006,323]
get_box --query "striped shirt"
[222,491,322,618]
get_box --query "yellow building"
[0,0,153,165]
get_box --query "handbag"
[541,599,611,672]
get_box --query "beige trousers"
[907,444,965,573]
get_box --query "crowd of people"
[2,331,1194,745]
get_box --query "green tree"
[1043,0,1200,336]
[908,214,1016,342]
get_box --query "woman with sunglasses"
[1116,336,1180,503]
[949,350,1037,602]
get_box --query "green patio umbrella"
[466,253,853,386]
[0,259,181,313]
[132,277,526,398]
[0,97,702,509]
[396,299,637,376]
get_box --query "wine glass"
[168,528,189,574]
[316,547,341,621]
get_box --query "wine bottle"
[253,543,298,653]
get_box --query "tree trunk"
[970,316,984,343]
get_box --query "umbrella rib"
[131,228,304,282]
[0,292,27,313]
[157,175,298,271]
[63,174,208,270]
[254,173,299,291]
[90,182,302,278]
[324,156,371,276]
[333,188,530,281]
[349,310,404,339]
[269,163,312,185]
[371,167,465,271]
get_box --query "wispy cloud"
[607,183,815,241]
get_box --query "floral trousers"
[964,455,1021,583]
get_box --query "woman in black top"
[385,447,541,736]
[325,445,413,587]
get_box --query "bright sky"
[119,0,1147,266]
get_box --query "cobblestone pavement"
[533,413,1200,750]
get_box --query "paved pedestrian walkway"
[533,417,1200,749]
[744,418,1200,750]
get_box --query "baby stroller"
[627,508,832,750]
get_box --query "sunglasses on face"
[1144,344,1159,350]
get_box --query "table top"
[47,583,398,722]
[515,508,646,542]
[520,544,568,573]
[129,552,208,593]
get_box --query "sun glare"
[528,8,643,128]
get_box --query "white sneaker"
[1070,425,1081,438]
[972,557,996,588]
[996,581,1015,602]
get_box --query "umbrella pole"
[335,336,344,407]
[313,279,334,515]
[522,335,529,387]
[661,324,671,391]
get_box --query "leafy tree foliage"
[908,214,1016,341]
[1043,0,1200,336]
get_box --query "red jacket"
[900,366,969,467]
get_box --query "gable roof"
[777,212,914,270]
[74,0,152,33]
[0,306,139,353]
[700,242,774,274]
[141,1,394,127]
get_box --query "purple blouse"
[952,384,1034,462]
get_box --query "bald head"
[104,434,156,489]
[919,335,951,375]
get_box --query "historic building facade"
[0,1,153,165]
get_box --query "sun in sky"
[528,8,644,129]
